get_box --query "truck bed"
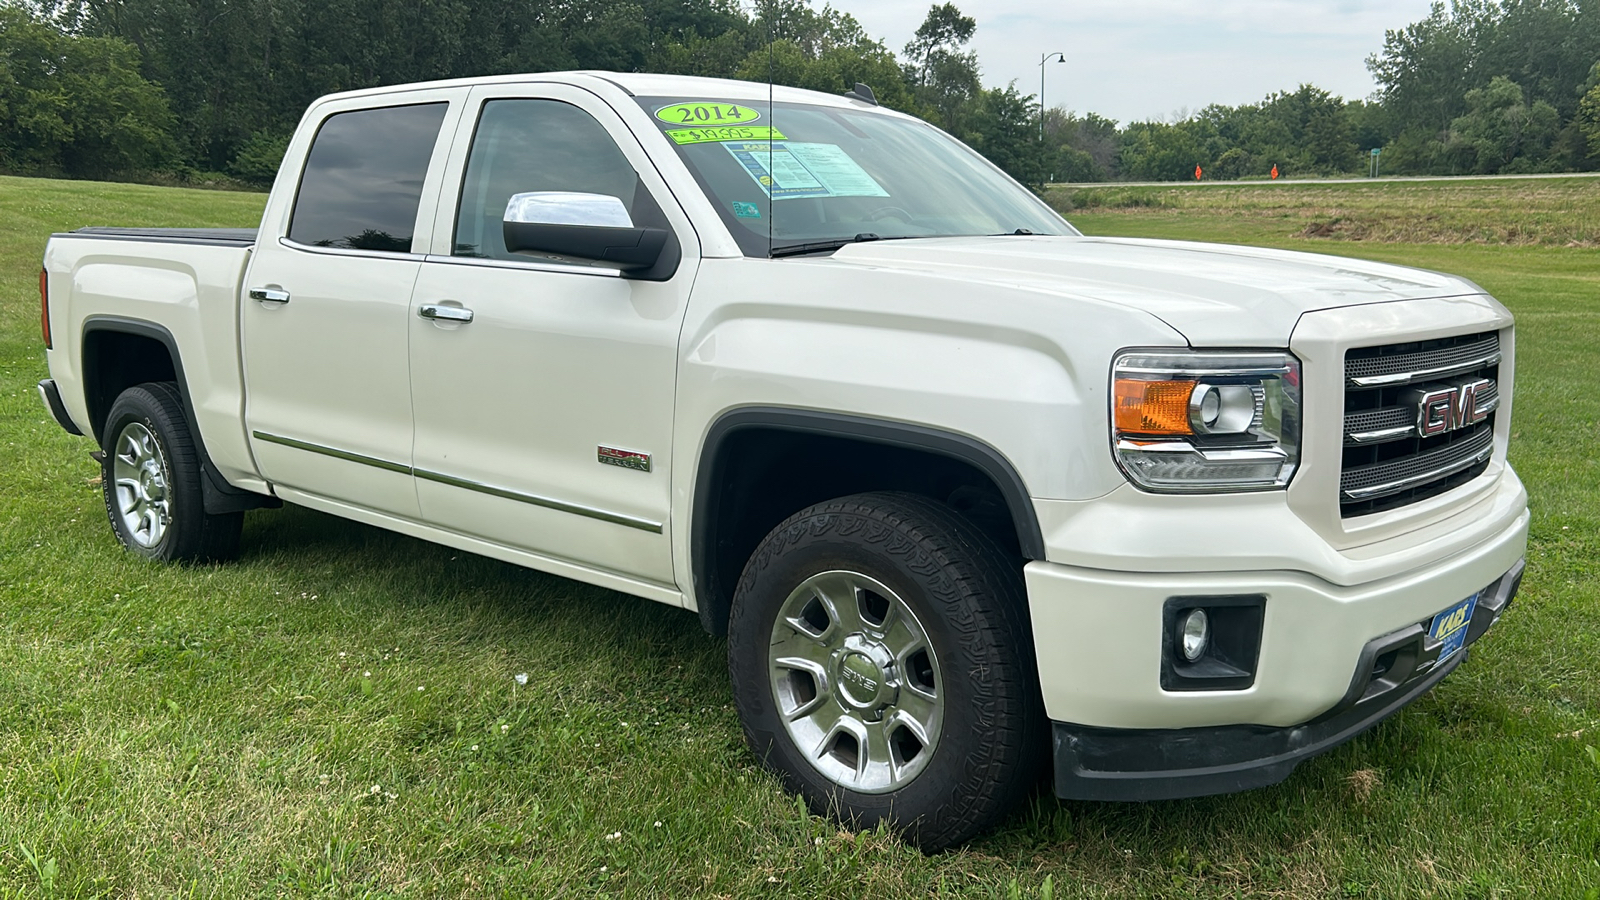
[44,227,262,492]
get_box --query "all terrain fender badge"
[597,445,651,472]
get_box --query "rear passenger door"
[242,91,465,518]
[405,83,698,593]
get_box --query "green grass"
[1050,177,1600,247]
[2,173,1597,897]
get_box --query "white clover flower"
[363,671,371,678]
[514,673,529,685]
[654,821,662,828]
[500,724,510,733]
[370,784,381,794]
[471,745,479,751]
[416,686,425,692]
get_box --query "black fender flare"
[691,406,1046,635]
[81,316,278,514]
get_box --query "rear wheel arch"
[690,407,1045,636]
[81,316,276,515]
[81,316,186,444]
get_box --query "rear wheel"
[101,382,242,562]
[728,491,1043,851]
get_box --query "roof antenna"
[847,83,878,106]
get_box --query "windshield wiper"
[769,233,882,258]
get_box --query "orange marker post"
[1194,164,1202,181]
[1271,164,1279,180]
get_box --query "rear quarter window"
[288,103,448,252]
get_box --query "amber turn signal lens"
[1114,378,1194,435]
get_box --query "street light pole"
[1039,51,1066,140]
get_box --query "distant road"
[1049,171,1600,188]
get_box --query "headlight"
[1111,351,1301,492]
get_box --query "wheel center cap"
[834,635,896,712]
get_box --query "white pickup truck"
[39,72,1527,850]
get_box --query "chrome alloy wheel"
[768,570,943,794]
[112,422,171,549]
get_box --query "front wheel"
[727,492,1043,851]
[101,382,242,563]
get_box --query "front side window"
[634,96,1075,257]
[288,103,448,252]
[454,99,656,261]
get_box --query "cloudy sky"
[834,0,1439,123]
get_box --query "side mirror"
[502,192,668,271]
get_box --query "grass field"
[1,173,1597,898]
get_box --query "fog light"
[1179,608,1210,661]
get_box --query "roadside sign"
[1370,148,1382,156]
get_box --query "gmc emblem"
[1407,378,1494,437]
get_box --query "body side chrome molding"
[252,430,410,474]
[412,469,662,533]
[250,430,662,533]
[420,253,624,278]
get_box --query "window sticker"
[666,125,785,145]
[655,102,761,126]
[731,201,762,218]
[722,142,890,200]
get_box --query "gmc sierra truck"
[38,72,1528,850]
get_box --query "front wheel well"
[692,410,1044,636]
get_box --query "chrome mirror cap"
[504,192,633,228]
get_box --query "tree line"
[2,0,1597,187]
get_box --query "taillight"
[40,267,51,349]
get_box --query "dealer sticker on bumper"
[1429,594,1479,662]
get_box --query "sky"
[834,0,1441,123]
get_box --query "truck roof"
[310,71,880,112]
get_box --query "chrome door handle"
[249,287,290,304]
[418,303,474,323]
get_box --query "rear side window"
[288,103,448,252]
[453,99,648,261]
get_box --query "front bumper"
[1050,559,1522,800]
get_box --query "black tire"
[728,491,1044,851]
[101,382,242,563]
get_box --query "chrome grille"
[1342,382,1498,446]
[1341,427,1493,500]
[1344,333,1500,387]
[1341,331,1500,516]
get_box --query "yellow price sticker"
[666,126,786,145]
[655,102,761,127]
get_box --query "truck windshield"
[633,96,1076,257]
